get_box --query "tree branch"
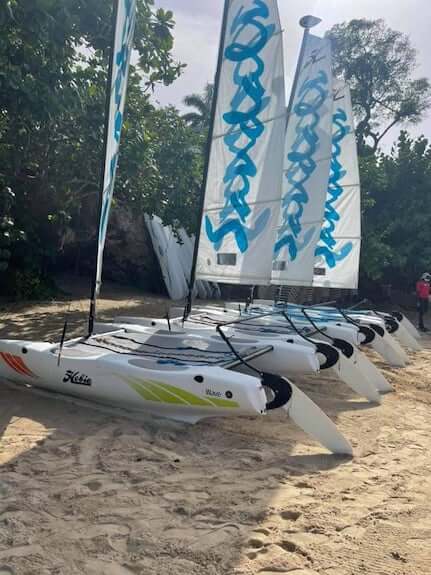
[375,118,401,148]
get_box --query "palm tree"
[182,83,214,131]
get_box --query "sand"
[0,287,431,575]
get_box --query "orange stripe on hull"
[14,355,37,378]
[0,352,37,378]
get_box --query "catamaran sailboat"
[107,15,391,401]
[0,0,353,455]
[231,301,410,367]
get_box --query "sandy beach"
[0,288,430,575]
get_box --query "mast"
[88,0,119,336]
[88,0,136,335]
[184,0,231,319]
[285,15,322,132]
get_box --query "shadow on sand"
[0,289,407,574]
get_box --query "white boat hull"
[0,335,352,455]
[247,303,410,367]
[97,322,320,377]
[111,317,382,403]
[397,314,421,340]
[391,322,422,351]
[0,338,266,423]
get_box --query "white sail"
[144,215,190,301]
[195,0,286,285]
[95,0,137,296]
[144,215,213,301]
[313,81,361,289]
[272,33,333,286]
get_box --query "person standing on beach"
[416,273,430,331]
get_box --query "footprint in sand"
[253,527,271,536]
[247,536,269,555]
[280,510,302,522]
[247,534,311,571]
[245,529,273,559]
[85,480,102,491]
[278,539,299,553]
[248,536,267,549]
[245,513,305,563]
[294,481,314,489]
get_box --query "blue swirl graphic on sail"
[205,0,275,254]
[99,0,136,248]
[315,107,353,268]
[274,68,329,261]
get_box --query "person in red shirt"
[416,273,430,331]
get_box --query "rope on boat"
[81,334,267,367]
[82,340,234,366]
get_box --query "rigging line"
[187,319,295,337]
[301,308,335,343]
[279,310,316,345]
[107,333,268,361]
[105,333,236,356]
[81,340,234,365]
[198,308,322,338]
[191,313,294,330]
[216,325,263,377]
[57,299,73,367]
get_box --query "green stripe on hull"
[143,380,190,405]
[153,381,214,407]
[121,376,239,409]
[127,381,162,402]
[123,377,187,405]
[207,397,239,408]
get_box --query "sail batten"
[313,81,361,289]
[211,111,287,141]
[195,0,286,286]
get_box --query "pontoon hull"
[110,318,382,403]
[0,339,267,423]
[96,323,320,377]
[0,336,352,455]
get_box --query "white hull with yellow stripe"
[0,333,352,455]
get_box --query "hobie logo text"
[63,371,92,386]
[205,0,274,254]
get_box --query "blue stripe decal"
[315,107,353,267]
[205,1,275,254]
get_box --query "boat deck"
[58,332,273,369]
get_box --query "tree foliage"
[360,132,431,288]
[0,6,430,300]
[327,19,431,154]
[0,0,204,296]
[183,83,214,131]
